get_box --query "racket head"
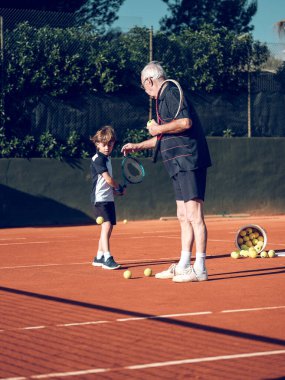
[121,157,145,185]
[156,79,184,124]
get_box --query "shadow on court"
[0,184,94,228]
[209,266,285,281]
[1,285,285,348]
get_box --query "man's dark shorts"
[172,168,207,202]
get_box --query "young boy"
[90,126,123,270]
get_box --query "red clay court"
[1,215,285,379]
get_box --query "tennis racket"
[152,79,184,163]
[117,157,145,193]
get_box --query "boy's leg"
[100,221,113,256]
[100,220,120,270]
[92,222,113,267]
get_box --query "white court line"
[130,235,179,239]
[0,256,179,270]
[117,311,212,322]
[58,321,108,327]
[2,350,284,379]
[22,326,46,330]
[0,262,90,270]
[222,306,285,313]
[32,368,109,379]
[1,306,284,334]
[0,241,50,246]
[127,350,285,370]
[0,234,176,246]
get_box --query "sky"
[113,0,285,44]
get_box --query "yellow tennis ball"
[96,216,104,225]
[231,251,240,259]
[240,250,248,257]
[144,268,152,277]
[147,120,152,125]
[237,237,244,245]
[249,250,258,258]
[123,219,128,224]
[268,250,276,258]
[260,251,268,258]
[123,270,132,279]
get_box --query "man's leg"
[173,199,208,282]
[185,198,207,254]
[176,200,194,268]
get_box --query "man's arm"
[147,118,192,137]
[121,136,157,155]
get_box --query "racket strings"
[122,159,144,184]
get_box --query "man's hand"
[121,143,138,156]
[146,119,161,136]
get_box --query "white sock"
[104,251,111,260]
[177,251,191,269]
[194,252,206,273]
[97,251,104,259]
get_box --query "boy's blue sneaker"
[92,257,105,267]
[102,256,121,270]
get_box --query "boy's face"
[96,141,115,156]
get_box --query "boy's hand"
[114,184,126,196]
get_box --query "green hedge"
[0,126,153,159]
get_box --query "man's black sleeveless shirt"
[158,83,212,177]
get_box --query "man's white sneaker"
[173,266,208,282]
[155,264,190,279]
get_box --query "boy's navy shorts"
[93,201,116,225]
[171,168,207,202]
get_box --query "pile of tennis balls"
[230,226,275,259]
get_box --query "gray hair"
[141,61,166,81]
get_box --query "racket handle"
[115,184,125,195]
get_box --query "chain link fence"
[0,8,285,145]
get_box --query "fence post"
[247,68,252,138]
[0,15,4,127]
[148,26,153,121]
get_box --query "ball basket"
[235,224,267,252]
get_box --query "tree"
[2,23,125,133]
[154,25,268,92]
[159,0,257,34]
[0,1,88,12]
[75,0,125,32]
[0,0,125,32]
